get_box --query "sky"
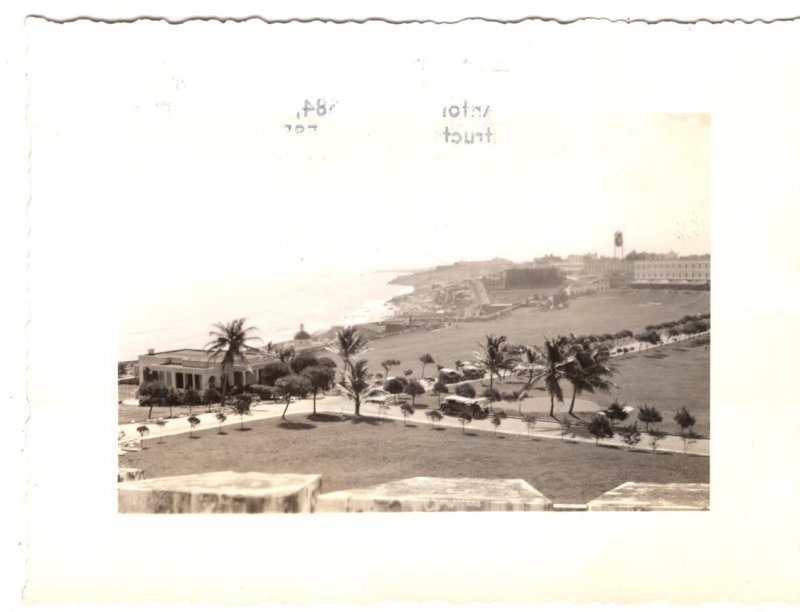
[28,21,710,296]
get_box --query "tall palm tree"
[518,345,543,389]
[335,359,382,417]
[564,339,617,416]
[531,335,572,419]
[475,334,515,408]
[329,325,369,383]
[205,318,261,407]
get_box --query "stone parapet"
[118,471,321,513]
[587,482,709,511]
[317,477,552,512]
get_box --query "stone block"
[118,467,145,482]
[587,482,709,511]
[317,477,552,512]
[118,471,321,513]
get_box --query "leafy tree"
[457,406,473,434]
[261,361,291,385]
[232,396,251,430]
[588,413,614,446]
[532,336,572,418]
[203,387,221,408]
[425,409,443,428]
[517,387,530,415]
[419,353,435,378]
[274,374,312,420]
[604,401,628,424]
[136,425,149,449]
[454,382,476,398]
[564,338,617,416]
[204,318,261,407]
[215,411,227,434]
[454,359,464,372]
[380,359,401,377]
[404,379,426,406]
[638,404,663,432]
[182,388,202,416]
[302,366,336,414]
[674,406,697,435]
[432,380,449,402]
[648,430,667,453]
[384,378,405,403]
[523,413,537,438]
[290,352,319,374]
[618,423,641,451]
[136,381,169,420]
[187,415,200,438]
[317,356,337,370]
[335,359,382,417]
[249,384,274,402]
[400,403,415,425]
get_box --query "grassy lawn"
[364,289,708,376]
[120,413,709,505]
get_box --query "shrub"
[490,412,506,437]
[588,414,614,446]
[249,384,275,402]
[432,381,449,397]
[637,404,663,432]
[483,388,502,402]
[203,387,222,406]
[560,418,573,441]
[454,382,477,398]
[618,424,642,451]
[501,391,518,402]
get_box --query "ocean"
[118,270,413,362]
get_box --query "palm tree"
[564,337,617,416]
[531,335,572,419]
[518,346,543,389]
[204,318,262,407]
[334,358,382,417]
[329,326,369,383]
[475,334,515,407]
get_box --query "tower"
[613,231,624,259]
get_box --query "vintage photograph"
[68,22,713,513]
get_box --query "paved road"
[119,394,709,457]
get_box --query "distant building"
[584,258,635,277]
[293,323,312,348]
[138,348,277,391]
[633,258,710,286]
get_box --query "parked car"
[439,395,490,419]
[437,368,462,384]
[461,365,485,380]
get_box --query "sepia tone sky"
[29,22,710,291]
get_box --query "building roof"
[294,324,311,340]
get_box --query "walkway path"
[119,394,708,457]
